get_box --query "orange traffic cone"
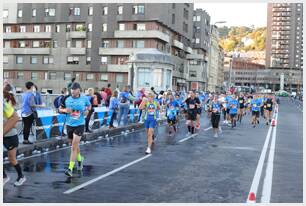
[247,192,256,203]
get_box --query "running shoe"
[3,176,10,186]
[214,133,218,138]
[77,156,84,171]
[65,169,73,177]
[14,175,26,187]
[145,147,151,154]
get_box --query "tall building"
[266,3,303,69]
[3,3,194,93]
[216,46,225,91]
[186,8,211,91]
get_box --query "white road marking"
[246,111,275,203]
[178,133,198,143]
[204,126,213,131]
[261,112,279,203]
[63,154,152,194]
[217,146,258,151]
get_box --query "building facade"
[3,3,195,93]
[266,3,303,69]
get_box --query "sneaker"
[23,140,33,144]
[3,176,10,186]
[214,133,218,138]
[14,175,26,187]
[65,168,73,177]
[186,132,191,136]
[145,147,151,154]
[266,122,269,125]
[253,125,256,128]
[219,127,222,134]
[77,156,84,171]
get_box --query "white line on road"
[63,154,152,194]
[246,112,274,203]
[178,126,212,143]
[261,112,279,203]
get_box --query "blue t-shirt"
[167,106,177,120]
[225,96,232,109]
[212,101,221,113]
[229,99,238,114]
[21,91,35,116]
[109,97,119,110]
[119,92,130,104]
[251,99,260,111]
[167,100,179,109]
[64,95,91,127]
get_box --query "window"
[4,72,9,79]
[33,41,40,48]
[183,8,188,19]
[43,56,53,64]
[103,7,108,15]
[88,6,93,15]
[172,3,175,9]
[133,40,144,48]
[19,41,25,48]
[32,8,36,17]
[172,14,175,24]
[74,8,80,16]
[45,25,52,32]
[4,41,10,48]
[66,24,71,32]
[76,40,82,48]
[86,57,91,64]
[101,40,109,48]
[66,40,71,48]
[5,26,11,33]
[195,38,200,44]
[53,40,58,48]
[64,73,72,80]
[45,8,56,16]
[101,56,107,64]
[30,56,38,64]
[133,5,145,14]
[100,74,108,81]
[3,9,8,18]
[20,25,26,32]
[49,72,56,80]
[17,9,22,17]
[138,67,151,86]
[137,24,146,31]
[76,24,85,31]
[3,55,8,64]
[197,15,201,21]
[34,25,40,32]
[119,23,125,31]
[67,56,79,64]
[87,40,92,48]
[17,72,24,79]
[31,72,38,80]
[152,69,162,87]
[102,23,107,32]
[55,25,60,32]
[88,23,92,32]
[118,6,123,15]
[87,73,94,80]
[117,40,124,48]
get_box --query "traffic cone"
[247,192,256,203]
[271,119,276,127]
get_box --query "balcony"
[114,30,170,43]
[3,32,52,39]
[66,31,86,39]
[173,40,184,50]
[4,48,51,55]
[99,48,145,55]
[185,47,193,54]
[67,48,86,55]
[106,64,129,72]
[186,54,204,59]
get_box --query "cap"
[71,82,81,90]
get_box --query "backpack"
[54,95,64,109]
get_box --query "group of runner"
[3,81,277,181]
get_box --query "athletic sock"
[77,153,82,162]
[188,125,191,133]
[191,127,195,134]
[14,163,23,178]
[68,161,75,171]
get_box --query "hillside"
[218,26,266,52]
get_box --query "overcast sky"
[194,3,267,27]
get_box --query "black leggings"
[211,112,221,128]
[85,108,95,131]
[22,114,34,141]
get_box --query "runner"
[264,94,274,125]
[229,94,238,128]
[251,95,261,128]
[225,92,232,124]
[210,95,222,137]
[185,91,201,135]
[3,99,26,186]
[237,93,245,123]
[59,82,91,177]
[166,94,179,135]
[195,92,202,129]
[139,92,160,154]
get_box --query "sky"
[194,3,267,28]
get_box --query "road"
[3,97,303,203]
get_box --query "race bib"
[267,104,271,107]
[239,100,243,103]
[71,110,81,120]
[253,104,257,107]
[147,104,156,115]
[189,104,195,109]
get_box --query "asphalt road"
[3,98,303,203]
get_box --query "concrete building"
[216,46,225,91]
[186,9,210,91]
[266,3,303,69]
[207,25,220,92]
[3,3,194,93]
